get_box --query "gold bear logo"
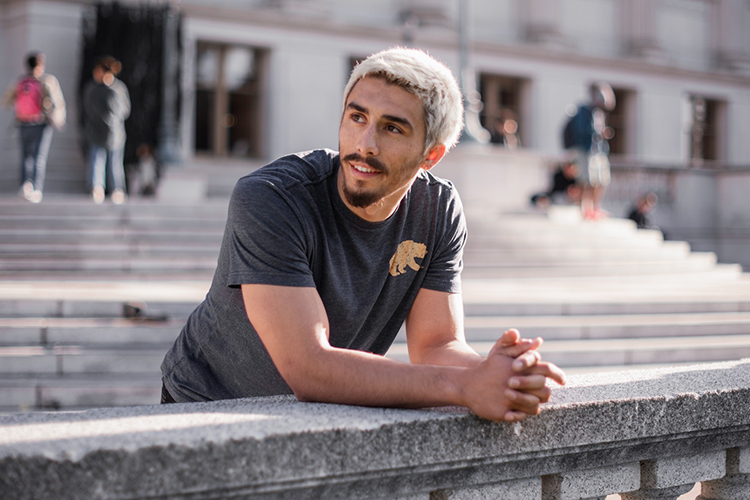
[389,240,428,276]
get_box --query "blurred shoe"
[30,190,43,204]
[111,189,126,205]
[21,181,34,201]
[92,186,105,205]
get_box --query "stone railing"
[1,359,749,500]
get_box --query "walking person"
[2,51,66,203]
[82,56,131,205]
[562,82,616,220]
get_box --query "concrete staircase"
[1,195,749,413]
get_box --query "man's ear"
[421,144,447,171]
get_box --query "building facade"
[2,0,750,262]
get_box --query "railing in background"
[605,158,750,271]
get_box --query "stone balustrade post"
[542,463,640,500]
[698,447,750,499]
[621,451,725,500]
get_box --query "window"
[478,74,528,148]
[688,95,725,163]
[607,87,636,156]
[195,43,267,158]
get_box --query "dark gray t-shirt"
[161,149,467,402]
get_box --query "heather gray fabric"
[161,149,466,402]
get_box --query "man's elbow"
[275,356,328,403]
[288,379,327,403]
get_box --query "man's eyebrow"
[346,101,414,131]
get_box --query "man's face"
[338,76,441,221]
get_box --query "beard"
[340,153,390,208]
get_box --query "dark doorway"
[79,2,182,166]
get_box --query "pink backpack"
[15,76,44,123]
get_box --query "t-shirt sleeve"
[420,187,467,294]
[225,176,315,288]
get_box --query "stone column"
[698,448,750,499]
[713,0,750,74]
[622,452,725,500]
[542,463,640,500]
[621,0,663,61]
[157,7,182,164]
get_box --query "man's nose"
[356,124,379,156]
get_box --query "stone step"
[0,196,231,216]
[2,276,750,318]
[0,374,160,412]
[385,334,750,368]
[0,317,183,345]
[464,239,692,262]
[461,258,737,279]
[0,228,224,245]
[3,252,713,276]
[0,239,690,261]
[2,331,748,412]
[462,311,750,341]
[3,329,749,378]
[0,257,218,273]
[467,228,665,250]
[461,274,750,315]
[0,243,221,259]
[0,346,163,376]
[0,281,208,317]
[0,214,227,232]
[5,311,748,350]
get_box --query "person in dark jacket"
[82,56,131,204]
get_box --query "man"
[2,52,66,203]
[161,47,565,422]
[82,56,130,205]
[563,82,615,220]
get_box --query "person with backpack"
[2,52,66,203]
[562,82,615,220]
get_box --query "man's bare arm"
[241,284,559,421]
[405,288,566,419]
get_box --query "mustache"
[342,153,387,173]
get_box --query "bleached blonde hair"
[343,47,464,153]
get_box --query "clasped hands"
[462,329,566,423]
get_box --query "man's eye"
[386,125,402,134]
[351,113,364,122]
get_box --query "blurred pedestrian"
[627,192,666,238]
[2,51,66,203]
[82,56,131,205]
[128,143,162,197]
[530,161,582,209]
[562,82,615,220]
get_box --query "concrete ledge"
[1,359,750,499]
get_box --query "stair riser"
[0,327,180,345]
[464,323,750,341]
[0,384,160,411]
[0,352,163,376]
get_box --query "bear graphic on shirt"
[389,240,428,276]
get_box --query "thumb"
[488,329,520,357]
